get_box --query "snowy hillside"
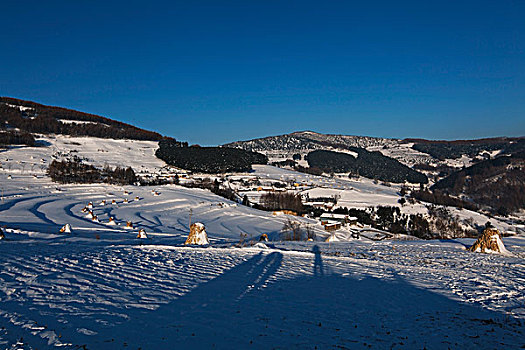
[1,134,524,348]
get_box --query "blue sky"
[1,0,524,145]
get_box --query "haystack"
[107,217,116,225]
[0,228,5,240]
[87,202,93,209]
[325,233,339,242]
[259,233,269,242]
[137,229,148,239]
[469,228,510,255]
[59,224,72,233]
[125,221,134,229]
[185,223,209,245]
[111,199,117,205]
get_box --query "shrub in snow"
[59,224,72,233]
[0,229,5,240]
[185,223,209,245]
[469,228,511,255]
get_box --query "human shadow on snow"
[79,249,524,350]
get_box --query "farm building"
[319,213,357,225]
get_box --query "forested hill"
[431,152,525,214]
[306,149,428,184]
[0,97,164,141]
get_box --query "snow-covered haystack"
[111,199,117,205]
[59,224,72,234]
[87,202,93,209]
[185,223,209,245]
[99,200,106,206]
[125,221,134,229]
[137,229,148,239]
[124,198,129,203]
[135,196,140,201]
[325,233,339,242]
[107,217,116,225]
[259,233,269,242]
[86,210,94,219]
[91,215,99,222]
[469,228,511,255]
[0,228,5,240]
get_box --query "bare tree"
[281,218,304,241]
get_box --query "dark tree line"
[410,137,525,160]
[0,130,35,146]
[48,159,137,185]
[332,206,432,238]
[156,139,268,173]
[259,192,304,213]
[1,97,165,141]
[410,189,479,212]
[305,149,428,184]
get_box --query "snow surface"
[0,137,524,349]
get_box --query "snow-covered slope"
[1,135,525,349]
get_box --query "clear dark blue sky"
[1,1,524,145]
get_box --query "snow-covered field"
[1,137,524,349]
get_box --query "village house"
[319,213,358,226]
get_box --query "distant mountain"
[225,131,525,167]
[0,97,164,141]
[225,131,398,153]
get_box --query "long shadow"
[438,238,473,249]
[78,251,523,350]
[73,252,283,348]
[313,245,324,276]
[6,250,524,349]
